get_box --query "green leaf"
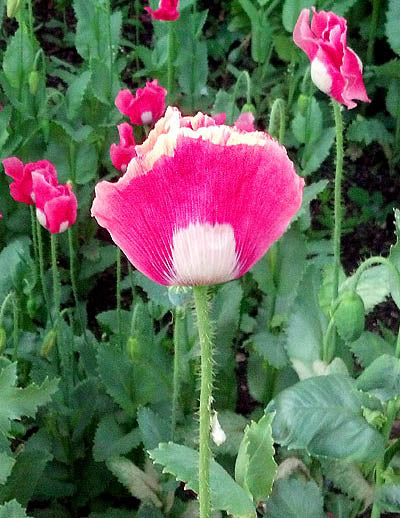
[106,456,162,508]
[282,0,314,32]
[292,98,322,145]
[386,79,400,118]
[375,484,400,512]
[0,500,30,518]
[235,414,277,504]
[356,354,400,401]
[292,180,329,229]
[350,331,395,368]
[0,450,52,506]
[0,452,15,485]
[137,407,170,451]
[267,478,325,518]
[213,90,239,125]
[389,209,400,307]
[128,271,171,309]
[93,415,141,462]
[177,39,208,98]
[79,244,116,280]
[0,237,31,303]
[320,458,373,510]
[270,374,385,462]
[249,331,288,369]
[149,442,256,517]
[386,0,400,56]
[75,141,98,184]
[302,127,335,176]
[342,265,392,313]
[66,70,92,120]
[0,363,58,436]
[3,24,36,88]
[347,118,394,147]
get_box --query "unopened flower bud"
[7,0,21,18]
[333,292,365,342]
[0,327,6,352]
[241,103,256,115]
[29,71,40,96]
[168,286,192,307]
[40,329,57,357]
[126,335,140,362]
[211,411,226,446]
[297,94,309,115]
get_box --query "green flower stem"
[68,227,88,341]
[12,293,20,361]
[106,0,114,100]
[268,98,286,143]
[0,293,13,326]
[366,0,381,66]
[193,285,214,518]
[332,99,344,302]
[50,234,61,319]
[171,306,185,440]
[30,205,39,264]
[36,220,52,323]
[116,247,122,348]
[167,22,175,104]
[229,71,252,124]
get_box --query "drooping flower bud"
[40,329,57,357]
[333,292,365,342]
[7,0,21,18]
[28,71,40,96]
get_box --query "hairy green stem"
[193,286,214,518]
[12,293,19,361]
[116,247,122,348]
[167,22,175,104]
[366,0,381,66]
[0,293,14,326]
[268,98,286,143]
[30,205,39,264]
[171,306,185,440]
[36,220,52,323]
[50,234,61,319]
[230,71,252,124]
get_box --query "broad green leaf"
[347,118,394,147]
[79,244,116,280]
[213,90,239,125]
[0,237,31,303]
[137,407,170,451]
[292,98,322,145]
[0,450,52,506]
[356,354,400,401]
[75,141,98,184]
[386,0,400,56]
[292,179,329,229]
[66,70,91,120]
[249,331,288,369]
[0,363,59,436]
[268,478,324,518]
[302,127,335,176]
[149,442,256,517]
[386,79,400,118]
[286,266,327,379]
[318,0,358,15]
[129,272,171,309]
[3,24,36,88]
[270,374,385,462]
[375,484,400,512]
[320,458,373,510]
[342,265,392,313]
[106,457,162,508]
[235,414,277,504]
[93,415,141,462]
[177,39,208,98]
[282,0,314,32]
[389,209,400,307]
[374,59,400,79]
[137,505,164,518]
[350,331,395,368]
[0,500,30,518]
[0,452,15,485]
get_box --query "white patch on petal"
[171,222,239,285]
[311,58,332,95]
[58,221,69,233]
[141,111,153,125]
[36,208,47,229]
[348,47,363,72]
[31,191,35,202]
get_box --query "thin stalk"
[116,247,122,348]
[0,293,14,325]
[50,234,61,319]
[366,0,381,66]
[167,22,175,103]
[36,220,52,323]
[68,227,88,341]
[134,0,140,70]
[106,0,114,100]
[12,293,19,361]
[229,71,252,124]
[193,286,214,518]
[171,306,185,440]
[268,98,286,143]
[30,203,39,265]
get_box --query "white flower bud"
[211,411,226,446]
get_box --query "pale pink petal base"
[92,124,304,286]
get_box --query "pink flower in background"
[2,157,57,205]
[212,113,227,125]
[293,7,370,109]
[145,0,179,21]
[32,173,77,234]
[110,123,137,172]
[115,80,167,126]
[235,112,255,132]
[92,107,304,286]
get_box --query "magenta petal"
[42,191,77,234]
[293,8,318,61]
[234,112,255,132]
[92,123,304,286]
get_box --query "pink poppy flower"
[2,157,57,205]
[115,80,167,126]
[110,123,137,173]
[235,112,255,132]
[293,7,370,109]
[145,0,179,21]
[212,113,227,125]
[32,173,77,234]
[92,107,304,286]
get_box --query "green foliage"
[386,0,400,56]
[0,500,30,518]
[149,442,256,517]
[267,478,325,518]
[356,354,400,402]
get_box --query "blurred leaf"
[342,265,392,313]
[137,407,170,451]
[0,452,15,485]
[302,128,335,176]
[386,0,400,56]
[350,331,395,368]
[267,478,325,518]
[235,413,277,504]
[270,374,385,462]
[375,484,400,512]
[75,141,98,184]
[3,24,36,89]
[93,415,141,462]
[0,500,30,518]
[0,237,31,303]
[356,354,400,401]
[282,0,314,32]
[347,118,394,146]
[386,79,400,118]
[66,70,92,120]
[149,442,256,517]
[249,331,288,369]
[292,98,322,145]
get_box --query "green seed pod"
[126,335,140,362]
[241,103,256,115]
[7,0,21,18]
[333,292,365,342]
[27,296,39,319]
[28,71,40,96]
[0,327,6,352]
[40,329,57,357]
[297,94,309,115]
